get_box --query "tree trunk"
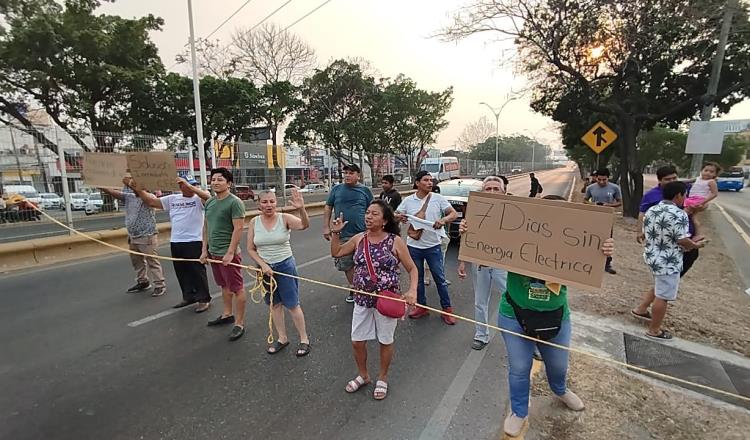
[616,115,644,218]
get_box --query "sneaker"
[207,315,235,326]
[471,339,488,350]
[345,292,355,303]
[151,287,166,297]
[445,279,452,286]
[228,325,245,341]
[126,281,151,293]
[441,307,456,325]
[408,306,429,319]
[504,412,528,437]
[557,390,585,411]
[605,266,617,275]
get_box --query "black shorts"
[680,249,699,277]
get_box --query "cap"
[342,163,360,173]
[183,175,198,185]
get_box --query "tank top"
[253,214,293,264]
[352,233,400,308]
[690,177,712,199]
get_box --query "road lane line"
[715,203,750,248]
[567,171,576,202]
[126,254,331,327]
[418,331,498,440]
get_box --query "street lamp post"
[480,97,517,175]
[187,0,208,189]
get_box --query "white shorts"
[654,273,681,301]
[351,304,398,345]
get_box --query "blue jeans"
[472,264,507,343]
[408,245,451,308]
[499,314,571,418]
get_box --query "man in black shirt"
[379,175,402,212]
[529,173,543,197]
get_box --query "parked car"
[234,185,256,201]
[434,178,484,239]
[300,183,328,193]
[84,193,104,215]
[400,176,413,184]
[717,167,745,192]
[40,192,63,210]
[511,167,523,174]
[69,193,89,210]
[269,184,300,196]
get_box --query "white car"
[84,193,117,214]
[69,193,89,210]
[400,177,412,184]
[299,183,327,193]
[40,193,62,210]
[270,184,300,195]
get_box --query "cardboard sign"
[458,193,614,289]
[82,152,128,188]
[126,152,180,191]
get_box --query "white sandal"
[373,380,388,400]
[345,375,370,393]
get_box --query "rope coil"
[23,205,750,405]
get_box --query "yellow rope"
[25,205,750,404]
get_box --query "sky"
[99,0,750,151]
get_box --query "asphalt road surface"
[0,168,575,440]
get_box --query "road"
[0,186,408,244]
[713,188,750,291]
[0,168,574,440]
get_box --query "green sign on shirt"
[499,272,570,320]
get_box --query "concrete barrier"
[0,192,416,273]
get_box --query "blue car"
[717,168,746,192]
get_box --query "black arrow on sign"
[593,126,607,147]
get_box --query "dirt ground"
[527,355,750,440]
[569,179,750,357]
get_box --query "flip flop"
[267,340,290,354]
[631,310,652,321]
[373,380,388,400]
[296,342,311,357]
[646,330,673,341]
[345,375,370,393]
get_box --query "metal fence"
[459,158,559,177]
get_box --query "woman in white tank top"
[247,189,312,357]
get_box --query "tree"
[0,0,166,152]
[469,134,549,162]
[286,59,376,174]
[175,38,237,79]
[442,0,750,217]
[456,116,496,150]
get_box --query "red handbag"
[362,235,407,319]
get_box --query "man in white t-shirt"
[396,171,458,324]
[133,176,212,312]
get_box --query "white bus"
[419,157,460,181]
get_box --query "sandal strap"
[374,380,388,390]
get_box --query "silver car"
[40,193,62,210]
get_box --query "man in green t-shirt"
[200,168,247,341]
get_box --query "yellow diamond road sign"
[582,121,617,154]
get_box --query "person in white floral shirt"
[635,181,703,341]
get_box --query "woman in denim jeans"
[460,194,615,437]
[457,176,508,351]
[247,189,312,357]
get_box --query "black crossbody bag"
[504,292,563,341]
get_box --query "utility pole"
[187,0,208,189]
[689,0,738,177]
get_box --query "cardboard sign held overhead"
[126,152,180,191]
[82,152,128,188]
[458,193,614,289]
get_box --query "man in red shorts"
[200,168,247,341]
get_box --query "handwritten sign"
[458,193,614,289]
[126,152,180,191]
[82,152,128,188]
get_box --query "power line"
[249,0,293,32]
[204,0,255,40]
[284,0,333,31]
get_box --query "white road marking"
[715,203,750,248]
[126,254,331,327]
[418,332,498,440]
